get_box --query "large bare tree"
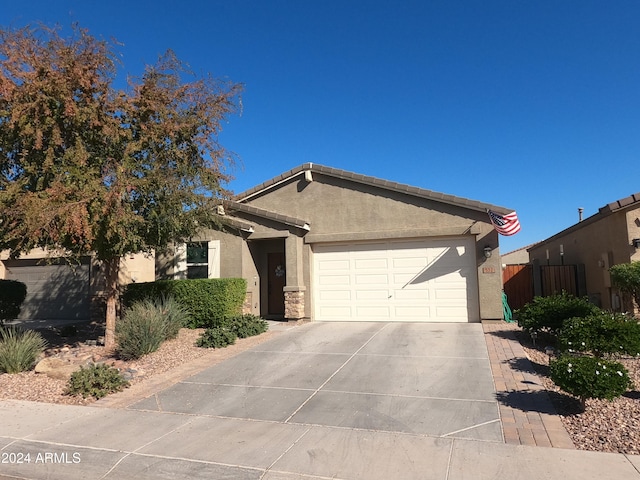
[0,25,242,347]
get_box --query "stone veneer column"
[283,286,306,320]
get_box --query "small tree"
[610,261,640,313]
[0,25,242,347]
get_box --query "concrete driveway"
[130,322,501,441]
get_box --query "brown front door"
[268,252,286,316]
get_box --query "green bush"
[610,261,640,311]
[0,280,27,323]
[228,314,269,338]
[116,301,167,360]
[558,312,640,357]
[196,327,237,348]
[0,326,47,373]
[516,292,600,336]
[66,364,129,399]
[550,354,632,402]
[123,278,246,328]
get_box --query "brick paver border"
[482,320,575,449]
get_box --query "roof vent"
[304,170,313,182]
[578,207,584,222]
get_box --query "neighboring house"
[0,249,154,322]
[527,193,640,311]
[501,244,536,265]
[157,163,514,323]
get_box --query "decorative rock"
[34,357,80,380]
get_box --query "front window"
[186,242,208,279]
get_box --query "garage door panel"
[318,290,352,301]
[314,238,479,323]
[354,258,388,269]
[318,259,350,270]
[355,290,389,300]
[393,257,428,269]
[318,306,353,318]
[319,274,351,286]
[393,272,421,284]
[355,274,389,285]
[393,289,428,300]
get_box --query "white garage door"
[313,238,479,322]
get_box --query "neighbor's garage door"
[4,259,90,321]
[313,238,479,322]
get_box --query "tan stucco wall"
[529,207,640,309]
[249,175,480,239]
[119,253,155,286]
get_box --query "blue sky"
[3,1,640,254]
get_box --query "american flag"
[487,210,521,236]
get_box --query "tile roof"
[599,192,640,214]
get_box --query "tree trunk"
[104,256,120,349]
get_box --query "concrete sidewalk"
[1,321,640,480]
[0,400,639,480]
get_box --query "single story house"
[528,192,640,311]
[1,164,515,324]
[158,164,513,323]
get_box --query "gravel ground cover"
[0,328,208,405]
[0,323,278,407]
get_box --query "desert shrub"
[123,278,246,328]
[116,301,167,360]
[227,314,269,338]
[0,280,27,323]
[196,327,237,349]
[152,295,191,339]
[550,355,632,403]
[66,364,129,399]
[558,312,640,357]
[516,292,600,336]
[0,326,47,373]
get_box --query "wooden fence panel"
[502,264,534,311]
[540,265,577,297]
